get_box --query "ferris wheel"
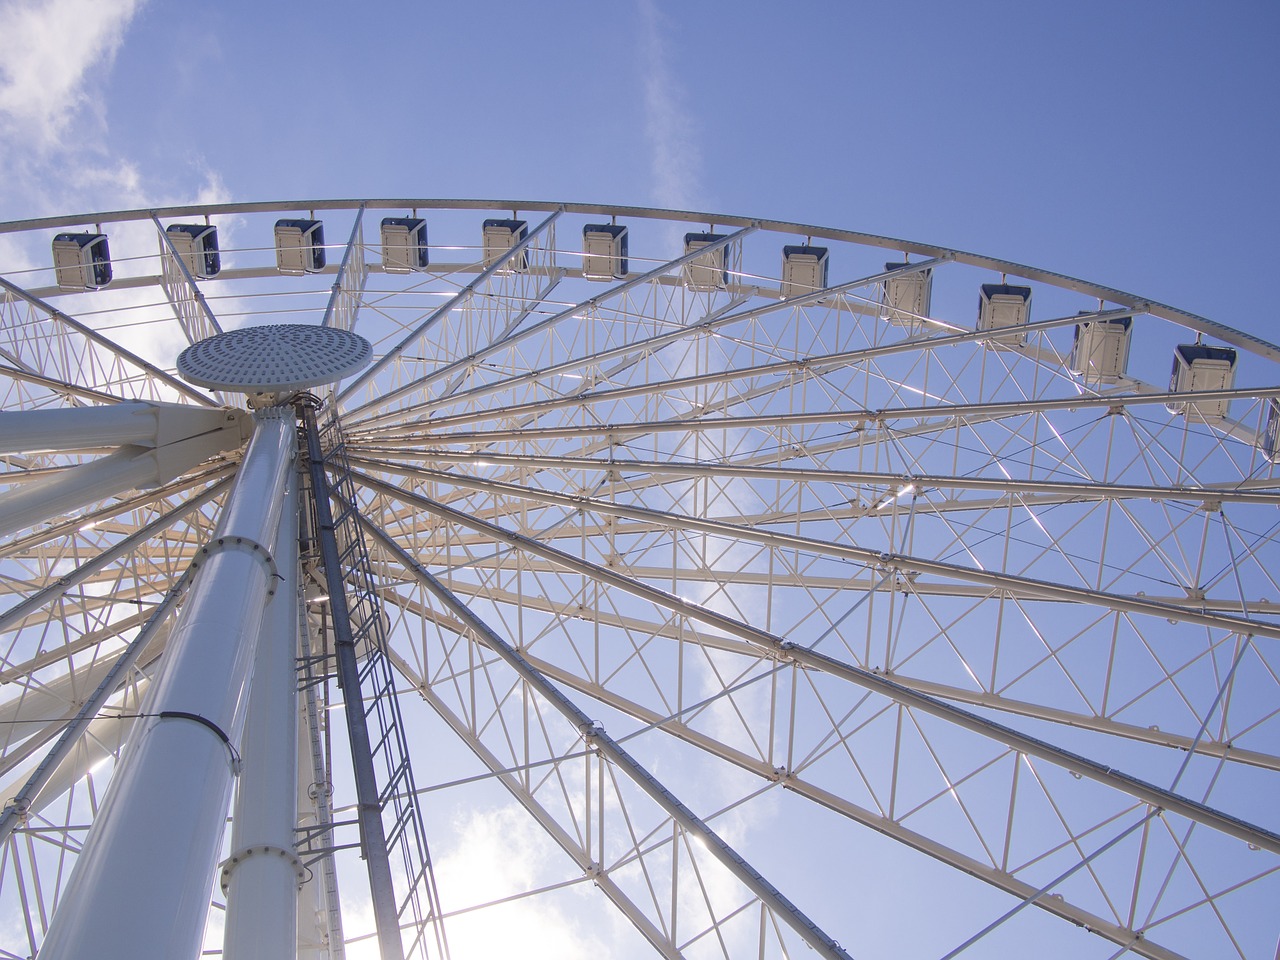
[0,199,1275,960]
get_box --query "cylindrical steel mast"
[222,453,303,958]
[37,408,297,960]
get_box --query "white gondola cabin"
[882,262,932,327]
[274,219,326,275]
[165,224,221,279]
[482,219,528,273]
[52,233,112,290]
[682,233,728,292]
[1166,343,1237,421]
[1069,314,1131,384]
[781,245,829,298]
[380,218,429,274]
[977,283,1032,345]
[581,224,628,281]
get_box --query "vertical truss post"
[37,408,297,960]
[322,204,370,333]
[152,213,224,345]
[297,595,347,960]
[301,404,404,960]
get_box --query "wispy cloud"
[434,804,607,959]
[0,0,148,228]
[0,0,224,222]
[0,0,143,150]
[637,0,704,212]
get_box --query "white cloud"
[0,0,143,150]
[434,804,607,960]
[0,0,233,365]
[0,0,156,226]
[637,0,704,213]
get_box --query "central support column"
[221,457,303,958]
[38,408,297,960]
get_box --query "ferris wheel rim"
[0,198,1275,960]
[1,196,1275,365]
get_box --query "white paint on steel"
[222,459,302,958]
[0,416,245,541]
[36,409,296,960]
[177,324,372,392]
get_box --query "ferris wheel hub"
[176,323,372,394]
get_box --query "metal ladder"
[304,403,449,960]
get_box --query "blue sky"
[2,1,1277,340]
[1,3,1277,958]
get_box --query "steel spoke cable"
[353,468,1280,854]
[352,459,1280,642]
[363,517,855,960]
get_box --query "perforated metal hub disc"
[177,324,372,391]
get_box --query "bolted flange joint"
[219,843,308,893]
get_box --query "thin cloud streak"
[638,0,704,213]
[0,0,228,298]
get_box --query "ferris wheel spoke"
[356,465,1280,765]
[368,597,730,960]
[351,300,1129,438]
[320,204,370,334]
[0,276,215,406]
[366,519,855,960]
[403,675,689,960]
[0,361,124,408]
[152,214,224,347]
[0,711,134,949]
[354,471,1276,839]
[342,254,949,439]
[344,281,757,439]
[353,464,1280,640]
[341,223,764,426]
[336,264,568,422]
[355,488,1280,773]
[348,388,1278,474]
[353,449,1280,508]
[0,478,227,636]
[427,271,568,404]
[364,492,1271,960]
[339,209,564,406]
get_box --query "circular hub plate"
[177,324,373,391]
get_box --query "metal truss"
[0,200,1276,960]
